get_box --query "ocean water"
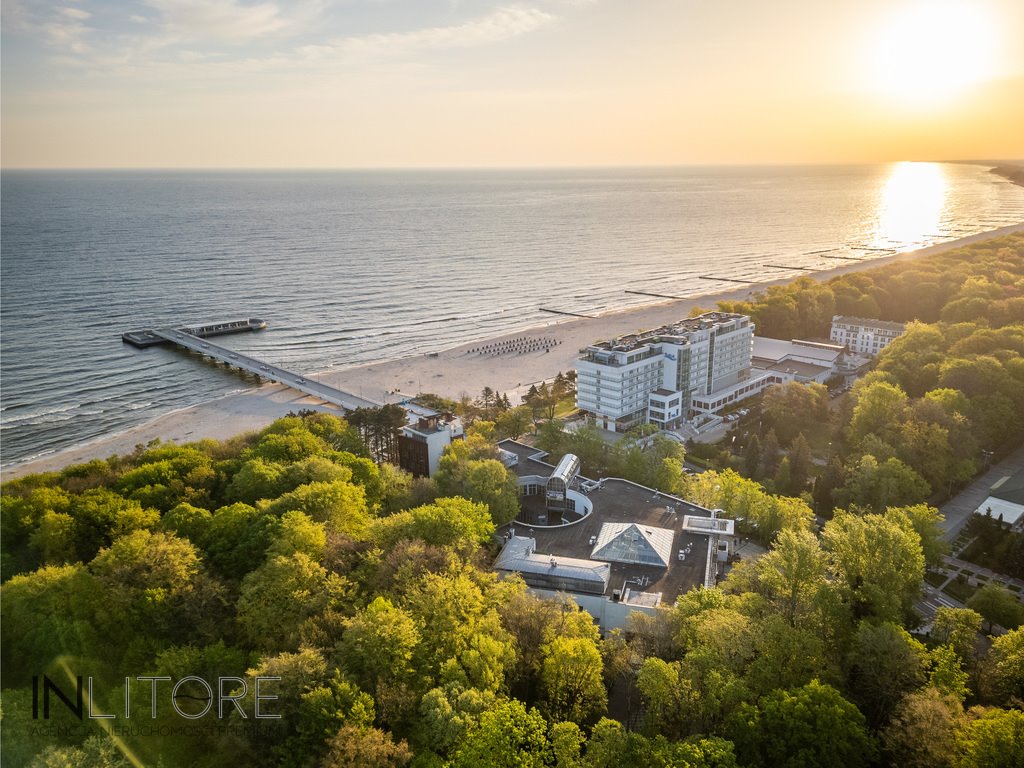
[2,164,1023,468]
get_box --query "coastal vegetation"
[695,234,1024,520]
[3,406,1024,767]
[3,236,1024,767]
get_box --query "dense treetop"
[3,235,1024,767]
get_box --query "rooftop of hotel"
[497,439,727,602]
[582,312,748,354]
[752,336,843,364]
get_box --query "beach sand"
[4,222,1023,481]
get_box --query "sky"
[2,0,1023,168]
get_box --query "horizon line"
[2,159,1019,173]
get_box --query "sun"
[863,1,997,106]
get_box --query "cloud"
[44,5,94,53]
[339,5,555,56]
[59,7,91,21]
[142,0,290,43]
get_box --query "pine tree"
[789,433,812,492]
[744,434,762,478]
[761,428,781,476]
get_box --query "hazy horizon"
[3,0,1024,169]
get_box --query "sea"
[2,163,1023,469]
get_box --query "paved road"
[940,444,1024,541]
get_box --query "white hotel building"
[575,312,774,432]
[830,315,906,356]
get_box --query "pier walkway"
[150,328,381,412]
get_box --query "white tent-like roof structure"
[590,522,674,568]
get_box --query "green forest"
[3,235,1024,767]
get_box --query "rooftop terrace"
[583,312,747,354]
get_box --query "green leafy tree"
[823,510,926,623]
[745,614,830,697]
[787,433,812,493]
[0,564,99,686]
[201,502,280,579]
[415,684,498,755]
[29,736,135,768]
[372,497,494,554]
[539,635,607,725]
[246,424,330,464]
[754,527,827,626]
[320,724,412,768]
[847,380,909,448]
[236,551,349,651]
[90,530,225,659]
[266,480,372,540]
[497,585,565,702]
[495,406,534,440]
[448,698,551,768]
[403,570,514,694]
[435,438,519,526]
[882,687,964,768]
[227,457,289,504]
[835,455,931,514]
[336,596,421,725]
[845,621,929,728]
[967,583,1024,633]
[636,657,694,740]
[160,502,212,544]
[743,434,761,478]
[932,607,983,663]
[462,459,520,526]
[68,488,160,563]
[953,707,1024,768]
[760,382,829,445]
[981,627,1024,706]
[268,510,327,560]
[886,503,950,569]
[728,680,876,768]
[239,648,374,766]
[930,644,970,702]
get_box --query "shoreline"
[4,221,1023,481]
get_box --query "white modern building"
[750,337,844,384]
[973,471,1024,529]
[575,312,771,432]
[830,316,906,356]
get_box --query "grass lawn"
[554,398,579,419]
[943,578,979,604]
[925,571,947,588]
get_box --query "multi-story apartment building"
[830,315,906,356]
[575,312,768,432]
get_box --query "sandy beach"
[4,221,1023,481]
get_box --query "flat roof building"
[973,470,1024,529]
[397,411,464,478]
[575,312,769,432]
[495,440,739,630]
[495,536,611,595]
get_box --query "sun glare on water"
[874,162,948,247]
[864,1,997,106]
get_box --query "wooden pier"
[123,320,381,412]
